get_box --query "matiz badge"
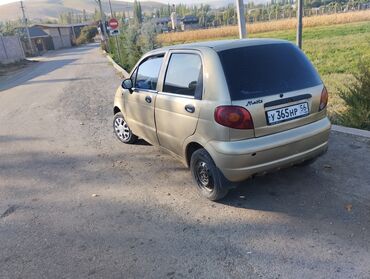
[246,99,263,106]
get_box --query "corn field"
[157,10,370,44]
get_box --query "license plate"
[266,102,309,125]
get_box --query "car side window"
[135,56,164,91]
[163,53,203,98]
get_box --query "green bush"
[338,58,370,130]
[124,24,143,71]
[108,20,161,72]
[139,20,160,54]
[76,26,98,45]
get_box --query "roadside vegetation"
[338,59,370,130]
[75,26,98,45]
[108,20,161,72]
[104,3,369,129]
[256,21,369,127]
[108,0,161,71]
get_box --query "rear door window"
[218,43,322,100]
[163,53,203,99]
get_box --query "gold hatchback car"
[113,39,331,201]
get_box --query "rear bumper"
[205,117,331,182]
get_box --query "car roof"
[150,38,290,54]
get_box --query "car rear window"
[218,43,322,100]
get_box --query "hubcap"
[195,161,214,192]
[114,117,130,141]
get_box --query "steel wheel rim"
[195,160,214,192]
[114,117,130,141]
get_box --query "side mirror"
[188,81,197,89]
[121,78,133,93]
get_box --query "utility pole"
[108,0,114,18]
[236,0,247,39]
[20,1,34,55]
[95,0,109,50]
[108,0,122,64]
[296,0,303,49]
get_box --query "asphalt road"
[0,44,369,279]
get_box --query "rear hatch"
[218,42,325,139]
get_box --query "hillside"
[0,0,165,21]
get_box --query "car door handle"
[185,104,195,113]
[145,96,152,103]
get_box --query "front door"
[155,52,203,155]
[124,55,164,145]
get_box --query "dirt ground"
[0,44,369,279]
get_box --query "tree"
[133,0,142,24]
[140,20,159,53]
[339,59,370,130]
[83,9,88,22]
[93,8,101,21]
[124,24,142,70]
[0,21,17,36]
[76,26,98,45]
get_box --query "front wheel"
[190,149,229,201]
[113,112,138,144]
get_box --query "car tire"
[113,112,138,144]
[190,148,229,201]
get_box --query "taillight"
[214,106,254,129]
[319,86,328,111]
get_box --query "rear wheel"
[113,112,138,144]
[190,149,229,201]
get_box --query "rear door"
[218,43,324,139]
[124,54,164,145]
[155,51,203,155]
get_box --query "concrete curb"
[332,125,370,138]
[103,50,129,78]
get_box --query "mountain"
[0,0,165,21]
[205,0,235,8]
[0,0,268,22]
[155,0,266,7]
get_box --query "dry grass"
[157,10,370,44]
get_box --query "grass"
[157,10,370,45]
[251,21,370,123]
[157,19,370,125]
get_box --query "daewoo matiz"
[113,39,331,201]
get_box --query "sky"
[0,0,242,6]
[0,0,17,4]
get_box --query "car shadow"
[221,164,324,204]
[0,58,77,91]
[135,139,151,146]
